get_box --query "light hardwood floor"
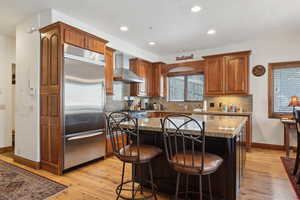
[0,148,297,200]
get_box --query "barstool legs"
[208,175,213,200]
[175,173,181,200]
[132,164,136,200]
[117,162,126,200]
[185,175,189,200]
[199,175,202,200]
[148,162,157,200]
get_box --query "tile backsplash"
[151,95,252,112]
[105,81,253,113]
[205,95,253,112]
[105,81,130,111]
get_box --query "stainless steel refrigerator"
[63,44,106,170]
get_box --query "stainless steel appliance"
[63,44,106,170]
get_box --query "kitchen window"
[268,61,300,118]
[168,74,204,101]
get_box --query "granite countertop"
[145,110,252,116]
[121,114,247,138]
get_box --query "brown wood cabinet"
[130,59,165,97]
[39,22,108,175]
[86,35,106,54]
[106,135,127,156]
[150,62,165,97]
[62,23,107,54]
[105,47,115,95]
[204,57,225,95]
[203,51,251,96]
[130,58,152,97]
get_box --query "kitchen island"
[121,115,247,200]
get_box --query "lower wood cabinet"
[106,135,127,156]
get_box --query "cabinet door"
[86,36,105,54]
[205,57,225,95]
[64,28,85,48]
[105,48,114,94]
[151,63,165,97]
[139,62,148,96]
[40,27,63,175]
[225,55,249,94]
[130,59,150,97]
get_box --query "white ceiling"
[1,0,300,56]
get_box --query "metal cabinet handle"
[67,132,104,141]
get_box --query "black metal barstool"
[106,112,162,200]
[161,114,223,200]
[292,110,300,183]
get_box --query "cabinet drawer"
[64,28,85,48]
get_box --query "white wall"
[162,33,300,146]
[0,35,15,148]
[15,10,52,161]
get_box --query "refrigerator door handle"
[67,132,104,141]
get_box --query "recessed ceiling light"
[191,6,202,13]
[120,26,128,32]
[207,29,216,35]
[148,41,156,46]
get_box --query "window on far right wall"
[268,61,300,118]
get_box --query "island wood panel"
[134,127,246,200]
[39,26,63,175]
[105,47,114,94]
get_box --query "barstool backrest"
[161,114,205,171]
[106,112,140,161]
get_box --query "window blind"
[273,67,300,113]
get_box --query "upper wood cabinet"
[39,22,108,175]
[64,28,85,49]
[62,23,108,54]
[130,59,165,97]
[86,35,106,54]
[204,57,225,95]
[225,54,249,94]
[203,51,251,96]
[151,62,166,97]
[105,47,115,95]
[130,58,152,97]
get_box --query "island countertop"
[121,114,247,138]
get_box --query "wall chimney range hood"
[113,52,144,83]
